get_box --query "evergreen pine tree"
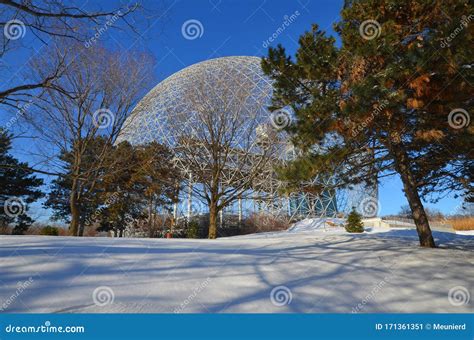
[262,0,473,247]
[345,209,364,233]
[0,128,43,229]
[11,214,34,235]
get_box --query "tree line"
[0,128,181,236]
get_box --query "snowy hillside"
[0,227,472,313]
[288,217,346,232]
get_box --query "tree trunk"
[208,202,218,239]
[77,217,85,237]
[148,196,153,230]
[391,146,435,247]
[77,222,84,237]
[69,192,80,236]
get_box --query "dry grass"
[242,213,291,234]
[445,216,474,231]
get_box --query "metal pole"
[287,194,291,217]
[173,181,179,221]
[187,173,193,220]
[238,196,242,225]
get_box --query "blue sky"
[1,0,465,220]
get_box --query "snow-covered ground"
[456,230,474,236]
[1,223,473,313]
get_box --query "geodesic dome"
[118,56,273,147]
[117,56,376,221]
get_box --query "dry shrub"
[242,213,290,234]
[57,227,69,236]
[446,216,474,231]
[25,226,41,235]
[0,225,12,235]
[129,214,173,238]
[23,224,68,236]
[83,225,97,237]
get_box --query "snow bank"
[287,217,346,233]
[287,217,473,239]
[455,230,474,236]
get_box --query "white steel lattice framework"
[117,56,377,222]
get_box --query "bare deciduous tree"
[0,0,152,108]
[25,40,155,236]
[171,65,283,238]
